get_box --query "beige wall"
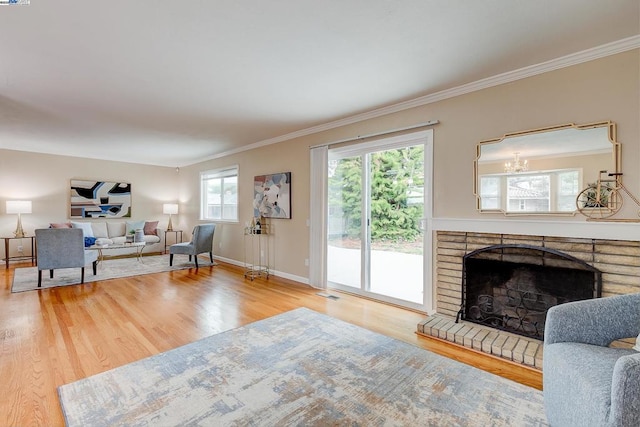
[435,51,639,219]
[180,50,639,281]
[179,138,310,279]
[0,150,179,258]
[2,50,638,281]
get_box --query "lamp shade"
[163,203,179,215]
[6,200,32,214]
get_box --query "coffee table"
[87,242,147,265]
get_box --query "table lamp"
[163,203,178,231]
[6,200,32,238]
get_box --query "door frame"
[326,129,433,312]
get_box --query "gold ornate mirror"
[474,121,620,215]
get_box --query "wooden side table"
[2,236,36,269]
[164,230,183,254]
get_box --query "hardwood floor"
[0,260,542,426]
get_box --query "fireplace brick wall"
[435,231,640,318]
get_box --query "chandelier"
[504,152,528,173]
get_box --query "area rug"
[58,308,548,426]
[11,254,216,292]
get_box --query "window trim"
[200,165,239,222]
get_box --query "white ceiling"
[0,1,638,167]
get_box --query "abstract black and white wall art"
[70,180,132,218]
[253,172,291,219]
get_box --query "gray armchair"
[169,223,216,268]
[35,228,98,287]
[543,293,640,427]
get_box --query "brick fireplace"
[461,244,601,340]
[417,231,640,370]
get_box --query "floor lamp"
[163,203,178,231]
[6,200,32,238]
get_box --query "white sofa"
[53,220,164,256]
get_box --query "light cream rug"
[58,308,548,426]
[11,254,216,292]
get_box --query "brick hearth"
[418,314,543,369]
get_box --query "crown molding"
[193,35,640,165]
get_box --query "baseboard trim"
[213,255,310,286]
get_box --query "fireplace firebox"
[458,244,601,340]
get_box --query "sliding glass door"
[327,155,363,289]
[326,130,432,311]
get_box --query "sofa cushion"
[91,222,109,238]
[50,222,72,228]
[107,222,126,238]
[71,222,94,238]
[143,235,161,244]
[144,221,159,236]
[126,220,145,234]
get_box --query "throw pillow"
[144,221,159,236]
[125,220,145,235]
[71,221,94,238]
[634,332,640,352]
[50,222,72,228]
[107,222,126,238]
[91,222,109,238]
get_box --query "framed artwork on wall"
[70,179,132,218]
[253,172,291,219]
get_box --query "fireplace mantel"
[432,217,640,242]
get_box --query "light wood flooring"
[0,259,542,426]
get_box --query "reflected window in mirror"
[479,169,580,213]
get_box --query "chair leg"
[49,269,54,278]
[209,252,213,263]
[189,255,192,262]
[81,267,85,284]
[92,260,97,275]
[170,254,173,266]
[38,270,42,287]
[195,256,199,269]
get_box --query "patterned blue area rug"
[58,308,548,426]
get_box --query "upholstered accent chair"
[169,223,216,268]
[543,293,640,427]
[35,228,98,287]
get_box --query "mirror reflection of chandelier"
[504,152,528,173]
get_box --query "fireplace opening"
[458,244,601,340]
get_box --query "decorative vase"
[134,229,144,243]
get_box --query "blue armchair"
[35,228,98,287]
[169,224,216,268]
[543,293,640,426]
